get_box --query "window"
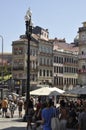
[59,67,63,73]
[50,59,53,66]
[40,58,42,65]
[59,57,63,64]
[54,56,56,63]
[82,65,85,69]
[57,57,58,63]
[13,59,24,70]
[47,70,49,76]
[13,47,24,55]
[44,58,46,65]
[47,59,49,65]
[43,70,45,76]
[50,70,52,77]
[40,69,42,76]
[82,51,84,55]
[54,66,56,73]
[33,50,35,56]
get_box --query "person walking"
[17,98,24,118]
[9,100,16,118]
[2,97,8,117]
[26,98,34,130]
[41,99,56,130]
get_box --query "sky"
[0,0,86,53]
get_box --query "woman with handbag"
[41,99,56,130]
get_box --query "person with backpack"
[2,97,8,117]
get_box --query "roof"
[53,38,79,53]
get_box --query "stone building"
[12,26,53,94]
[78,22,86,86]
[52,38,78,90]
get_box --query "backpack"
[51,107,60,130]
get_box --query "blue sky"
[0,0,86,52]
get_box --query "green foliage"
[0,65,12,81]
[0,74,12,81]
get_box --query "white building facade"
[53,38,78,90]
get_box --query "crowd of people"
[0,96,24,118]
[0,95,86,130]
[25,96,86,130]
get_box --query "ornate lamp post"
[0,35,4,84]
[24,8,32,119]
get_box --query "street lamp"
[24,8,32,119]
[0,35,4,84]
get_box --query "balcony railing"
[78,54,86,59]
[13,66,24,70]
[78,69,86,73]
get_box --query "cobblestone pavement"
[0,109,27,130]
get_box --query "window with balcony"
[13,59,24,70]
[13,47,24,55]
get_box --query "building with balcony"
[12,26,53,94]
[52,38,79,90]
[12,23,81,94]
[12,34,38,94]
[38,38,53,86]
[78,22,86,86]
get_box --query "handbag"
[51,117,60,130]
[51,109,60,130]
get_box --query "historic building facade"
[32,26,53,86]
[12,25,80,94]
[12,34,39,94]
[12,26,53,94]
[78,22,86,86]
[52,38,78,90]
[37,38,53,86]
